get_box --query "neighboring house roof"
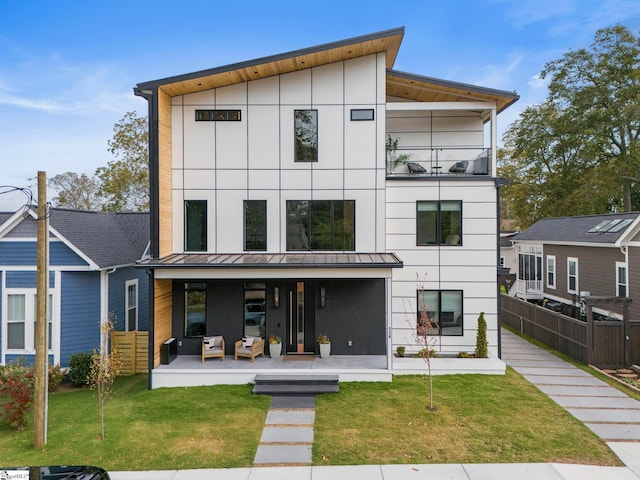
[135,27,518,112]
[513,212,640,245]
[0,208,149,268]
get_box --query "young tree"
[48,172,102,210]
[96,111,149,212]
[89,319,121,439]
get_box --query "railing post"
[586,303,594,365]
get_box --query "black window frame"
[195,109,241,121]
[244,200,267,251]
[294,109,318,162]
[350,109,375,121]
[416,200,462,246]
[184,282,206,337]
[184,200,207,252]
[416,290,464,337]
[286,200,355,251]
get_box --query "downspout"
[495,178,509,359]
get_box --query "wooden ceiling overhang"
[136,27,405,98]
[386,69,519,115]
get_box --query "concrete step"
[253,374,339,395]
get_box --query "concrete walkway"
[110,330,640,479]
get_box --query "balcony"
[386,146,492,177]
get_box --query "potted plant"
[268,333,282,359]
[386,134,413,174]
[317,333,331,359]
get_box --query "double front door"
[285,281,316,354]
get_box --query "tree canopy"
[499,24,640,229]
[47,111,149,212]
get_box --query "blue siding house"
[0,208,149,367]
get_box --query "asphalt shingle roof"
[513,212,640,244]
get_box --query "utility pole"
[34,171,48,448]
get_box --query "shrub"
[474,312,488,358]
[48,364,64,392]
[68,352,94,386]
[417,348,437,358]
[458,351,473,358]
[396,346,405,357]
[0,364,35,430]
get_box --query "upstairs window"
[195,110,241,121]
[567,258,578,294]
[184,200,207,252]
[294,110,318,162]
[616,262,627,297]
[244,200,267,251]
[546,255,556,289]
[416,201,462,246]
[286,200,355,251]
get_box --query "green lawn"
[0,369,621,470]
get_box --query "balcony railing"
[386,146,492,177]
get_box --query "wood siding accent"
[158,88,173,257]
[153,279,173,368]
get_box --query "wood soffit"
[136,27,519,112]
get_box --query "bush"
[396,346,405,357]
[48,364,64,392]
[0,364,35,430]
[417,348,437,358]
[68,352,94,386]
[474,312,488,358]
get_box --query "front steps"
[252,374,339,395]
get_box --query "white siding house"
[136,27,518,387]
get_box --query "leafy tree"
[48,172,102,210]
[499,25,640,228]
[96,111,149,212]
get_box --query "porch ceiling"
[139,252,403,269]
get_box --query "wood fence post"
[586,304,593,365]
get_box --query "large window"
[567,258,578,294]
[286,200,355,251]
[416,201,462,246]
[616,262,627,297]
[126,279,138,331]
[244,283,266,338]
[6,292,53,351]
[294,110,318,162]
[546,255,556,289]
[185,283,206,337]
[244,200,267,251]
[417,290,463,336]
[185,200,207,252]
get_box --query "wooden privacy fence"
[500,294,640,369]
[111,331,148,374]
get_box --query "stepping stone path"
[254,395,316,466]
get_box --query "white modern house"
[135,27,518,387]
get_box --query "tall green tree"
[499,24,640,229]
[96,111,149,212]
[48,172,102,210]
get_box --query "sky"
[1,0,639,211]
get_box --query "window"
[567,258,578,294]
[195,109,241,121]
[125,280,138,331]
[185,283,206,337]
[417,290,463,336]
[546,255,556,289]
[33,294,53,350]
[294,110,318,162]
[244,283,266,338]
[416,201,462,246]
[244,200,267,251]
[616,262,627,297]
[7,294,26,349]
[350,109,374,121]
[185,200,207,251]
[286,200,355,251]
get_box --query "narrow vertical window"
[185,283,206,337]
[126,280,138,331]
[244,200,267,251]
[546,255,556,289]
[567,258,578,294]
[244,283,266,338]
[7,294,26,349]
[185,200,207,252]
[33,294,53,349]
[294,110,318,162]
[616,262,627,297]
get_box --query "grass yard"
[0,368,621,470]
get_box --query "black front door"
[286,281,315,354]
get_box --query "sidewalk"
[111,329,640,480]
